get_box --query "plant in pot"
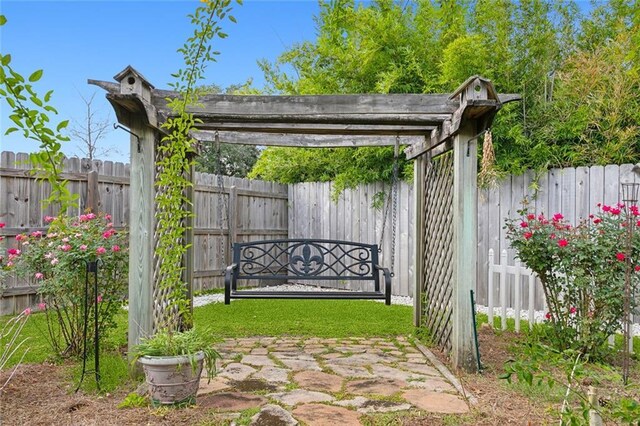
[131,328,220,406]
[129,0,238,407]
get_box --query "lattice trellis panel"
[151,144,189,332]
[421,151,454,353]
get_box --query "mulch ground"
[0,328,625,425]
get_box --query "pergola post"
[451,121,478,371]
[127,118,157,354]
[412,155,425,327]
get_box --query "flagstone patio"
[198,336,471,425]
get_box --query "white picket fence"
[485,249,636,351]
[487,249,543,332]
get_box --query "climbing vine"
[0,15,76,211]
[155,0,239,331]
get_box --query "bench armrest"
[224,263,238,305]
[374,264,392,306]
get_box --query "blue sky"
[0,0,320,162]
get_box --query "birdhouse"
[113,65,154,103]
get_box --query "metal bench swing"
[218,135,400,306]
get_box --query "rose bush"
[506,203,640,357]
[11,213,128,357]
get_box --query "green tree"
[194,82,260,177]
[252,0,638,186]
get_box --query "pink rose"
[44,216,55,223]
[86,213,96,220]
[79,244,88,251]
[0,222,5,228]
[60,244,72,252]
[520,222,528,228]
[15,234,26,241]
[96,247,106,255]
[111,245,121,252]
[35,272,44,280]
[31,231,42,238]
[61,237,69,243]
[51,258,59,266]
[79,214,89,222]
[97,295,103,303]
[610,208,621,215]
[22,308,31,316]
[105,214,112,221]
[38,302,46,311]
[569,306,577,314]
[7,248,20,256]
[553,213,564,221]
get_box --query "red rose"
[527,214,536,220]
[520,221,528,228]
[524,232,533,240]
[558,239,568,247]
[616,252,626,262]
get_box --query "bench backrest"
[232,239,380,281]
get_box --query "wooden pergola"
[91,66,519,371]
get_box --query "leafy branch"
[0,15,77,211]
[154,0,240,331]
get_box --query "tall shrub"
[506,203,640,357]
[14,213,128,357]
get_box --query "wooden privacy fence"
[288,180,414,297]
[289,163,640,304]
[0,151,287,315]
[4,149,640,314]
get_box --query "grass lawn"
[1,299,414,368]
[194,299,414,338]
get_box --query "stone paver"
[241,355,276,367]
[402,389,469,413]
[252,366,290,383]
[292,403,362,426]
[198,392,267,411]
[345,378,407,396]
[398,361,441,377]
[269,389,335,406]
[326,364,374,378]
[207,336,472,424]
[277,357,322,371]
[197,376,231,395]
[218,363,257,381]
[250,404,299,426]
[294,370,343,393]
[406,377,455,392]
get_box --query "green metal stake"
[470,289,482,372]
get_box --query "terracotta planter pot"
[138,351,204,406]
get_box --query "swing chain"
[390,137,399,278]
[214,131,227,266]
[378,136,400,277]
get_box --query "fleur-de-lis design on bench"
[290,242,324,275]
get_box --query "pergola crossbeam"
[191,130,427,148]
